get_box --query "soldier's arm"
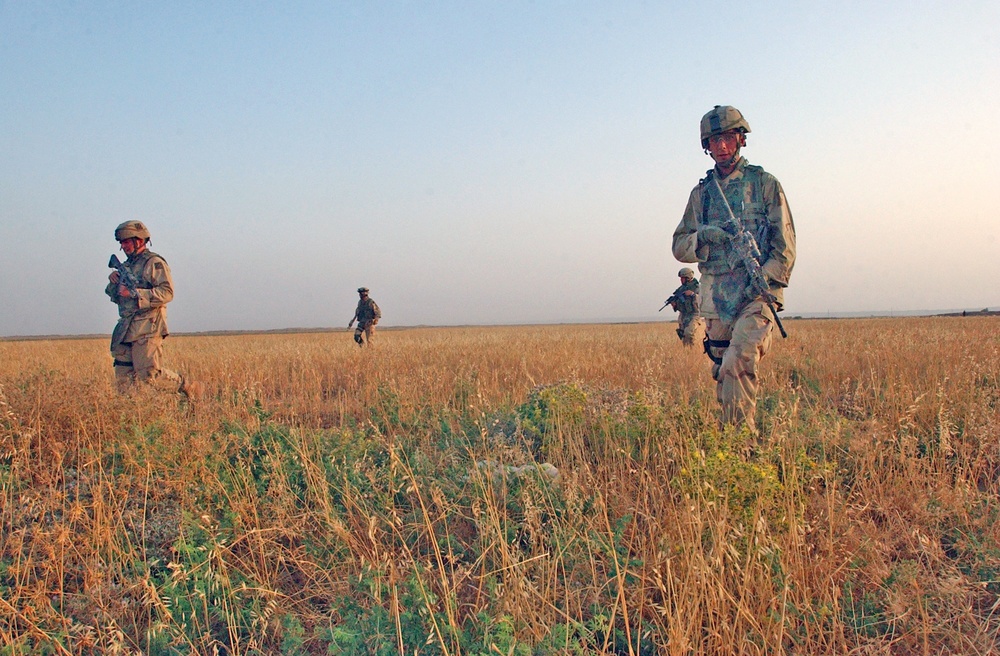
[672,187,707,263]
[135,257,174,309]
[760,175,795,287]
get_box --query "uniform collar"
[714,156,748,182]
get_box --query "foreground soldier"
[348,287,381,346]
[669,267,705,347]
[106,221,202,399]
[672,106,795,432]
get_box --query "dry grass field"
[1,317,998,655]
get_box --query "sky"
[2,1,998,336]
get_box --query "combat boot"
[180,378,205,401]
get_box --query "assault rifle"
[108,254,140,296]
[708,176,788,338]
[659,292,682,312]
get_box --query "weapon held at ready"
[708,176,788,338]
[659,292,683,312]
[108,254,141,295]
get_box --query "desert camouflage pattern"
[705,300,774,433]
[671,278,704,347]
[671,277,701,318]
[105,250,183,391]
[699,105,751,148]
[672,156,795,431]
[672,157,795,324]
[678,315,706,348]
[106,250,173,346]
[114,220,151,242]
[352,297,382,346]
[353,297,381,325]
[111,334,183,392]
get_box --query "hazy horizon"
[3,2,998,337]
[3,307,996,342]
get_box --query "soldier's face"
[707,130,743,164]
[120,238,144,256]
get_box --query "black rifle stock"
[108,254,140,295]
[708,176,788,338]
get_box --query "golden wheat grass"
[1,317,998,654]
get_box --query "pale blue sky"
[2,1,998,336]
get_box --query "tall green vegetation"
[1,318,998,654]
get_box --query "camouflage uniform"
[672,156,795,431]
[671,277,705,347]
[351,295,381,346]
[106,249,185,392]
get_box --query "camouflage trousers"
[354,322,376,346]
[111,334,184,394]
[677,315,706,348]
[704,299,774,433]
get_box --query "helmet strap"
[713,147,741,174]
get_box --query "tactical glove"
[697,225,729,244]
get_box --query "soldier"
[348,287,381,346]
[672,106,795,432]
[106,221,203,399]
[669,267,705,347]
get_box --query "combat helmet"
[700,105,751,149]
[358,287,370,294]
[114,220,151,242]
[678,267,695,279]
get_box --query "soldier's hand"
[683,290,694,297]
[348,320,354,328]
[698,225,729,244]
[109,271,120,284]
[117,285,132,299]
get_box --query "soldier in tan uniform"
[348,287,381,346]
[106,221,202,399]
[672,106,795,432]
[669,267,705,347]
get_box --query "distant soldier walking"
[106,221,202,399]
[348,287,381,346]
[672,106,795,432]
[668,267,705,347]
